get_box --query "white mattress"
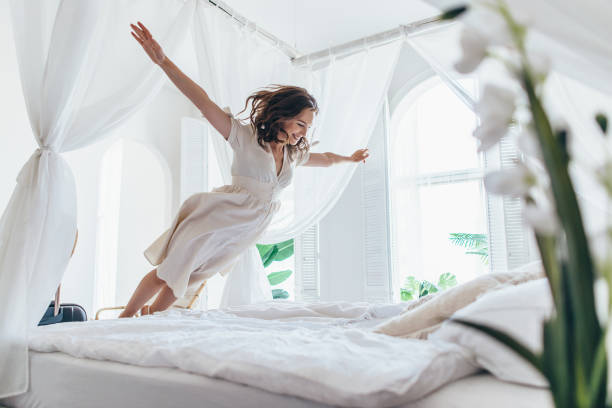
[2,351,553,408]
[1,301,554,407]
[22,303,479,407]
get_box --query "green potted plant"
[257,239,294,299]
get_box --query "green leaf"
[400,288,414,301]
[256,243,274,259]
[267,270,292,286]
[272,289,289,299]
[274,244,294,262]
[402,276,419,300]
[588,334,608,405]
[596,113,608,134]
[449,233,487,249]
[419,281,438,298]
[453,318,543,373]
[437,273,457,290]
[276,239,294,251]
[262,246,279,267]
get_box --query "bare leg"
[119,269,165,318]
[148,284,178,314]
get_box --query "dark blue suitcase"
[38,301,87,326]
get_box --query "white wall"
[114,140,169,306]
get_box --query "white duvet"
[28,301,477,407]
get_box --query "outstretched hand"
[350,148,370,164]
[130,21,166,65]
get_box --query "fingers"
[130,23,144,38]
[131,31,143,45]
[355,148,369,164]
[138,22,152,40]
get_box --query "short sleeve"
[295,149,311,166]
[224,107,252,150]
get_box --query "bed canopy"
[1,0,610,398]
[0,0,402,397]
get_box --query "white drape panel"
[193,1,401,306]
[1,0,194,398]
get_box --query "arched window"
[389,76,488,301]
[94,139,170,310]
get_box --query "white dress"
[144,115,309,299]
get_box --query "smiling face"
[279,108,315,146]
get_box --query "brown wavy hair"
[238,85,318,161]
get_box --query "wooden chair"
[95,281,208,320]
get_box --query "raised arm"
[303,149,370,167]
[130,22,231,139]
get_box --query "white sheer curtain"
[0,0,194,398]
[192,0,401,306]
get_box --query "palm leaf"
[449,233,487,249]
[256,243,274,259]
[274,244,294,262]
[272,289,289,299]
[267,269,292,286]
[262,246,279,267]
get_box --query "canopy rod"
[205,0,302,59]
[204,0,450,67]
[292,15,449,67]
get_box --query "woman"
[120,22,369,318]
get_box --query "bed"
[3,351,552,408]
[2,281,554,407]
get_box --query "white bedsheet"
[27,301,477,407]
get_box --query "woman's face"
[280,108,315,146]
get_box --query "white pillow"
[374,261,544,339]
[430,278,553,387]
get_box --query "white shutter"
[361,101,392,303]
[295,224,320,301]
[180,117,209,307]
[180,118,209,202]
[484,131,531,272]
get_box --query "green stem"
[524,71,603,401]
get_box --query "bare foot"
[140,305,152,316]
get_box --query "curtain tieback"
[36,146,56,155]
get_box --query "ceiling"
[222,0,440,55]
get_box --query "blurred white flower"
[473,84,516,151]
[527,50,551,82]
[517,127,542,159]
[462,4,514,46]
[473,121,508,152]
[455,27,489,74]
[523,200,559,235]
[484,163,534,196]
